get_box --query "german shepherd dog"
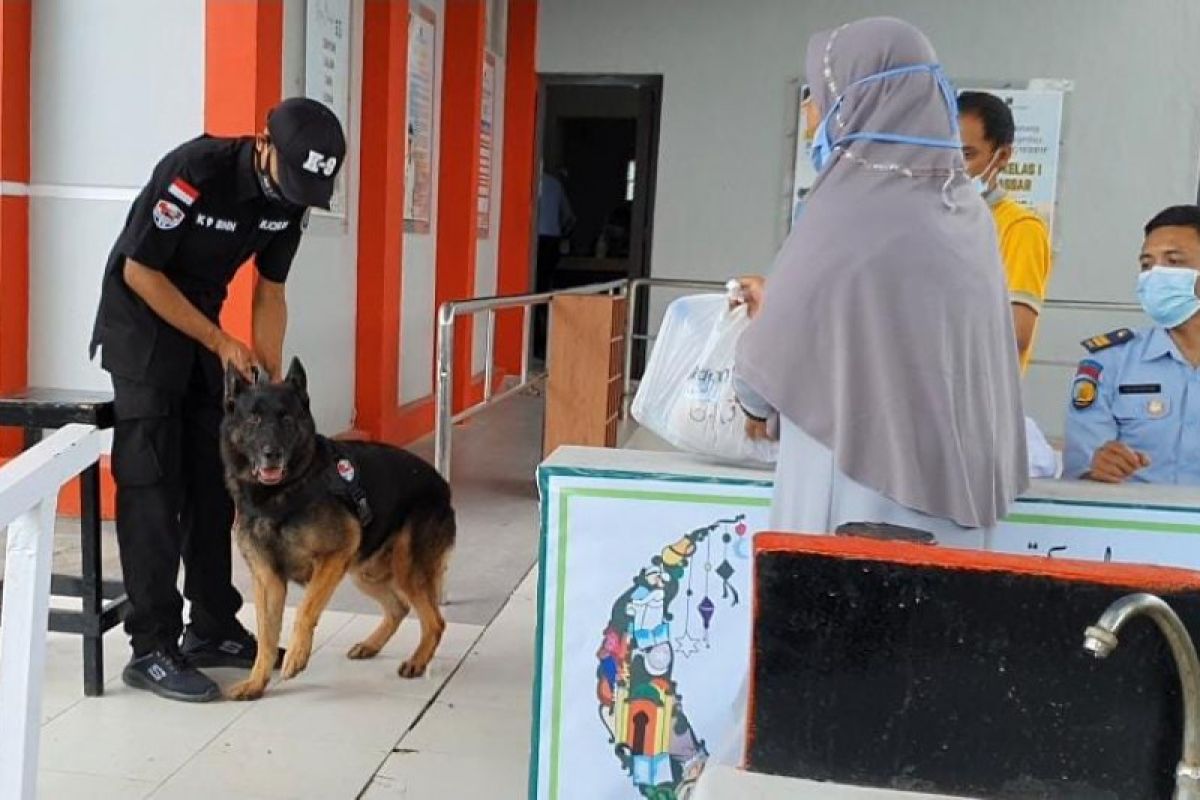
[220,358,455,700]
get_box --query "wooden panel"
[543,294,625,456]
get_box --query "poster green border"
[1005,511,1200,536]
[528,466,772,800]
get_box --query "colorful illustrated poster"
[961,87,1065,237]
[533,467,773,800]
[405,5,437,233]
[477,53,496,238]
[304,0,351,218]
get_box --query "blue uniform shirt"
[1063,326,1200,484]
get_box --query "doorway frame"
[533,73,664,371]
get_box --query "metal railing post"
[483,310,496,402]
[622,278,644,418]
[520,306,532,386]
[434,306,456,479]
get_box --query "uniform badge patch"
[1072,359,1101,410]
[336,458,355,483]
[1147,398,1168,418]
[1072,376,1098,409]
[152,199,185,230]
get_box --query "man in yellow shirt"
[958,91,1053,372]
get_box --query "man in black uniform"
[90,98,345,702]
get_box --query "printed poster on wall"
[405,5,437,233]
[788,83,816,231]
[533,467,774,800]
[960,87,1064,237]
[304,0,351,218]
[477,52,496,239]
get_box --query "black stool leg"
[80,461,104,697]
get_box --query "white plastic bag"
[632,294,778,465]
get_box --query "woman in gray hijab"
[735,17,1027,548]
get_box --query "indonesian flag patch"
[336,459,355,483]
[167,177,199,207]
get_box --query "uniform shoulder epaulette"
[1081,328,1134,354]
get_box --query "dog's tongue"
[256,466,285,485]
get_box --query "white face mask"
[969,151,1002,196]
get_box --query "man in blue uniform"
[1064,205,1200,484]
[90,98,345,701]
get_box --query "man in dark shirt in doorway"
[90,98,345,702]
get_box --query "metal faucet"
[1083,592,1200,800]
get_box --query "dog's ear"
[284,357,308,397]
[224,362,249,411]
[251,365,270,386]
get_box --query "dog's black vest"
[325,442,374,528]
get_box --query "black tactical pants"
[110,361,241,656]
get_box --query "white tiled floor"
[361,570,536,799]
[30,569,536,800]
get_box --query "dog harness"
[326,443,374,528]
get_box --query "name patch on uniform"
[195,213,238,233]
[152,199,185,230]
[259,219,289,232]
[167,177,199,207]
[1118,383,1162,395]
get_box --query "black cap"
[266,98,347,209]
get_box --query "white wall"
[539,0,1200,438]
[30,0,206,395]
[281,0,361,434]
[400,0,447,404]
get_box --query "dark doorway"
[532,75,662,361]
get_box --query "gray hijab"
[736,17,1027,529]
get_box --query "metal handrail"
[431,273,1147,478]
[1043,299,1142,314]
[434,279,627,476]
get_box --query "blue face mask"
[810,115,831,172]
[1137,265,1200,329]
[808,62,961,175]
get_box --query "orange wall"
[0,1,30,457]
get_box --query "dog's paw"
[398,659,428,679]
[227,679,267,701]
[347,642,380,660]
[281,643,312,679]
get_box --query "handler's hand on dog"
[1088,440,1150,483]
[213,332,258,381]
